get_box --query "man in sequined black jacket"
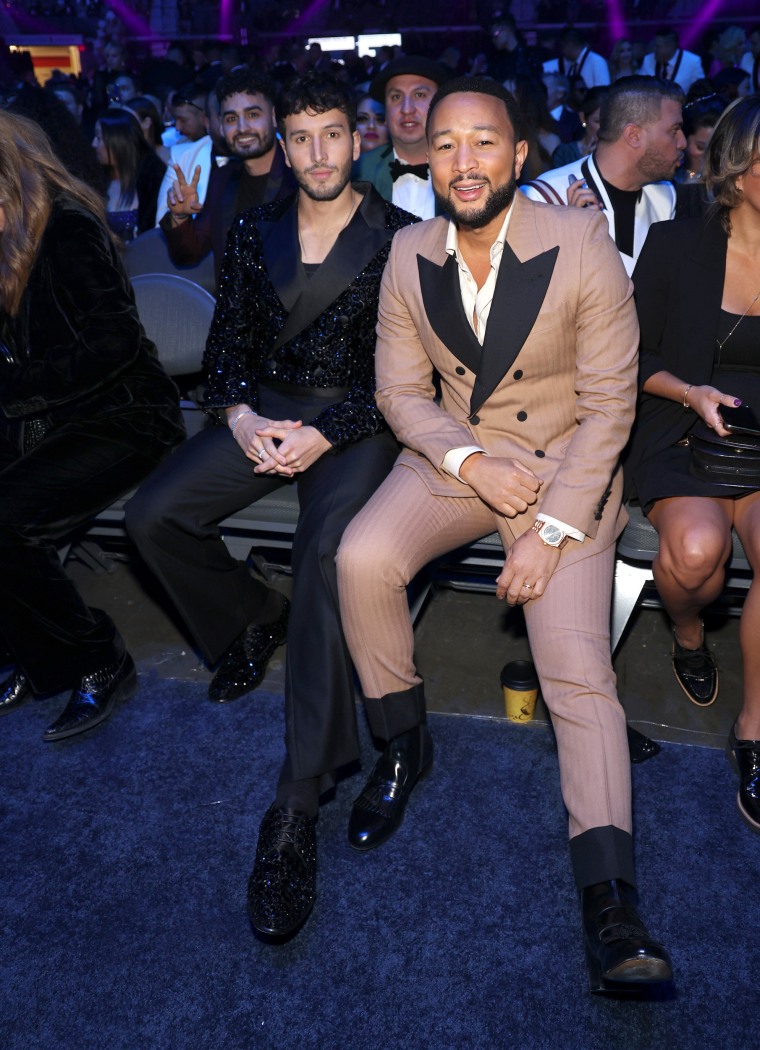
[126,73,418,939]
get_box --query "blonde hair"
[702,95,760,234]
[0,110,109,315]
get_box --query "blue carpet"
[2,673,757,1049]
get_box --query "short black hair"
[216,68,278,109]
[425,76,525,141]
[597,75,683,143]
[276,71,357,134]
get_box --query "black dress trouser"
[125,387,398,784]
[0,413,179,694]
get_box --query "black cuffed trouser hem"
[364,683,427,743]
[570,825,636,891]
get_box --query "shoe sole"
[249,894,316,942]
[586,946,674,996]
[671,660,718,707]
[42,662,138,742]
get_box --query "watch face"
[541,523,563,545]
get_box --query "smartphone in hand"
[720,403,760,437]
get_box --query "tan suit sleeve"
[375,233,475,471]
[538,210,638,535]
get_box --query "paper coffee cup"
[500,660,540,722]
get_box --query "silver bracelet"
[229,409,254,433]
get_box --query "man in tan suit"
[337,77,673,994]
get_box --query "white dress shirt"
[440,208,584,541]
[391,149,436,220]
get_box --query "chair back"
[131,273,215,377]
[123,227,215,294]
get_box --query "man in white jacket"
[639,29,705,94]
[521,77,684,275]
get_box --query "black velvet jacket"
[0,196,183,449]
[203,183,419,449]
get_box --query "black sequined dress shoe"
[582,879,673,996]
[727,722,760,834]
[43,652,137,742]
[348,724,433,852]
[247,805,317,939]
[208,598,290,703]
[671,626,718,706]
[0,670,33,715]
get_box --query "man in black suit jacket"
[160,68,296,287]
[126,74,417,940]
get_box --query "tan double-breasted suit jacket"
[374,190,638,557]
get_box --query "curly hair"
[0,111,109,316]
[702,95,760,234]
[276,71,357,134]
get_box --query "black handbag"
[689,420,760,488]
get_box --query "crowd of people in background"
[0,9,757,245]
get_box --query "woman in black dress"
[627,95,760,833]
[0,111,184,741]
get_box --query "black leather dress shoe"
[727,722,760,834]
[43,652,137,742]
[247,805,317,939]
[672,628,718,706]
[208,599,290,703]
[627,724,661,764]
[348,724,433,851]
[582,879,673,996]
[0,670,33,715]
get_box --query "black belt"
[259,380,349,400]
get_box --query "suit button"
[535,449,545,458]
[456,366,465,375]
[338,315,349,326]
[517,411,527,421]
[513,369,523,380]
[470,414,480,425]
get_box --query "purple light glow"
[682,0,726,50]
[218,0,234,39]
[104,0,153,40]
[606,0,627,45]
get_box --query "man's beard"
[638,145,679,184]
[231,125,276,160]
[434,166,518,228]
[293,157,353,202]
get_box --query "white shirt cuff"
[442,446,486,481]
[536,513,585,543]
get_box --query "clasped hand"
[232,411,331,475]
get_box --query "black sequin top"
[203,184,418,450]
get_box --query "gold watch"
[531,520,569,549]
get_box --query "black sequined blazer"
[202,182,419,450]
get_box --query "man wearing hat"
[354,56,453,219]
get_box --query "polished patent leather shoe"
[208,598,290,703]
[0,669,33,715]
[672,627,718,706]
[247,805,317,939]
[43,652,137,742]
[727,722,760,834]
[348,724,433,851]
[582,879,673,996]
[627,724,661,764]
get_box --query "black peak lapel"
[417,253,481,374]
[272,187,395,351]
[470,242,558,414]
[259,197,302,314]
